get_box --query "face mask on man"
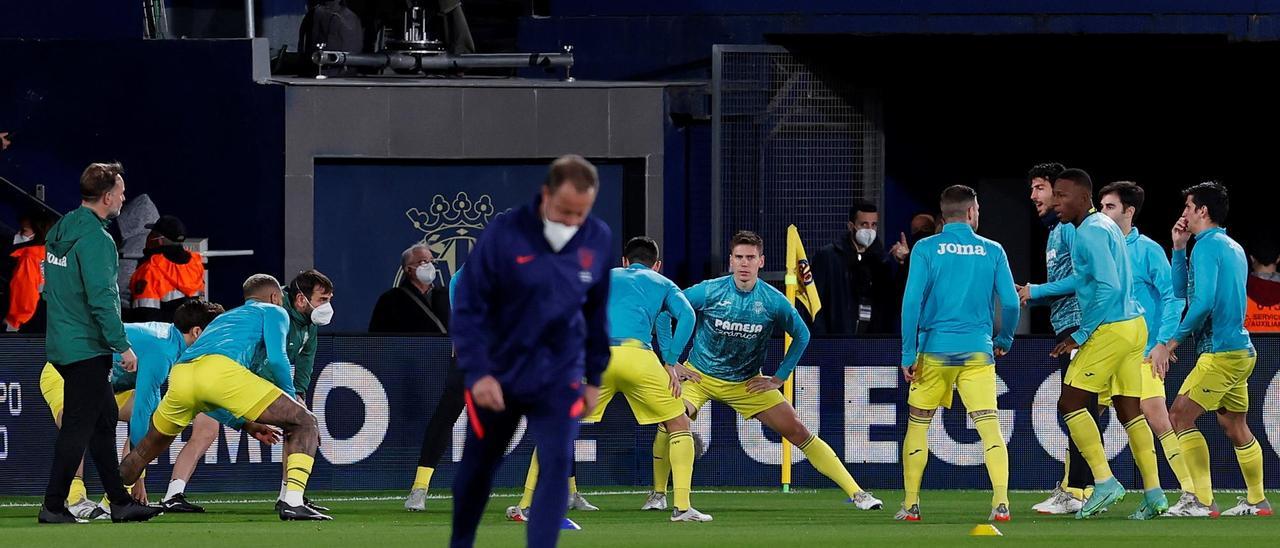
[309,302,334,326]
[544,220,579,252]
[12,233,32,245]
[854,228,877,248]
[416,262,437,285]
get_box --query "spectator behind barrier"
[1245,237,1280,333]
[368,243,450,334]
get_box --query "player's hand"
[664,365,683,398]
[581,384,600,418]
[295,393,307,407]
[471,375,505,412]
[746,375,784,393]
[120,348,138,373]
[889,232,910,263]
[130,480,148,504]
[245,421,282,445]
[1172,217,1191,250]
[901,365,917,383]
[994,347,1008,358]
[1050,338,1079,358]
[1149,343,1172,380]
[673,363,703,383]
[1016,284,1032,306]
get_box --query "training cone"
[969,524,1003,536]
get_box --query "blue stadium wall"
[3,335,1280,495]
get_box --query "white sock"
[165,479,187,501]
[278,481,288,502]
[283,490,305,507]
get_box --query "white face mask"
[310,301,334,326]
[855,228,877,248]
[12,233,32,245]
[416,263,437,285]
[544,219,580,252]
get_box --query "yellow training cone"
[969,524,1003,537]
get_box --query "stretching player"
[658,231,882,511]
[119,274,329,521]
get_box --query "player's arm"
[127,357,165,447]
[581,242,614,388]
[771,304,810,383]
[1029,272,1081,300]
[1149,244,1184,348]
[203,408,246,430]
[452,232,501,388]
[293,328,318,398]
[1168,244,1219,345]
[993,247,1020,354]
[262,306,297,396]
[899,244,930,368]
[660,287,696,365]
[656,281,706,360]
[1070,228,1117,346]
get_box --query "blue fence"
[2,335,1279,496]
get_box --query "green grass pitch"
[3,489,1278,547]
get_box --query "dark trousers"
[451,382,582,548]
[1058,327,1097,489]
[43,355,129,509]
[418,359,466,468]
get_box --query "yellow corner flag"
[786,225,821,320]
[782,224,820,492]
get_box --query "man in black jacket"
[810,202,905,335]
[368,243,450,334]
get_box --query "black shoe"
[304,497,330,513]
[279,502,333,521]
[275,500,286,513]
[161,493,205,513]
[110,500,164,523]
[38,506,86,524]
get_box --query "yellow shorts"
[1064,317,1147,398]
[1177,349,1256,413]
[907,353,997,411]
[39,362,134,420]
[680,363,786,420]
[152,354,285,436]
[583,344,686,425]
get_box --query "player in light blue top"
[120,274,330,521]
[1151,182,1267,518]
[671,230,883,510]
[1049,169,1164,520]
[896,185,1018,523]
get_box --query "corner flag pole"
[782,282,796,493]
[782,224,820,494]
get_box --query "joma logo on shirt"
[45,253,67,267]
[713,318,764,334]
[936,243,987,256]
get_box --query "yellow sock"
[799,435,862,499]
[974,413,1009,508]
[519,450,539,509]
[68,476,87,506]
[1123,416,1161,491]
[285,453,315,496]
[669,431,695,511]
[1177,429,1213,505]
[1157,430,1194,493]
[568,475,578,495]
[1234,439,1265,505]
[1064,408,1113,482]
[653,425,671,493]
[412,466,435,491]
[902,415,930,507]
